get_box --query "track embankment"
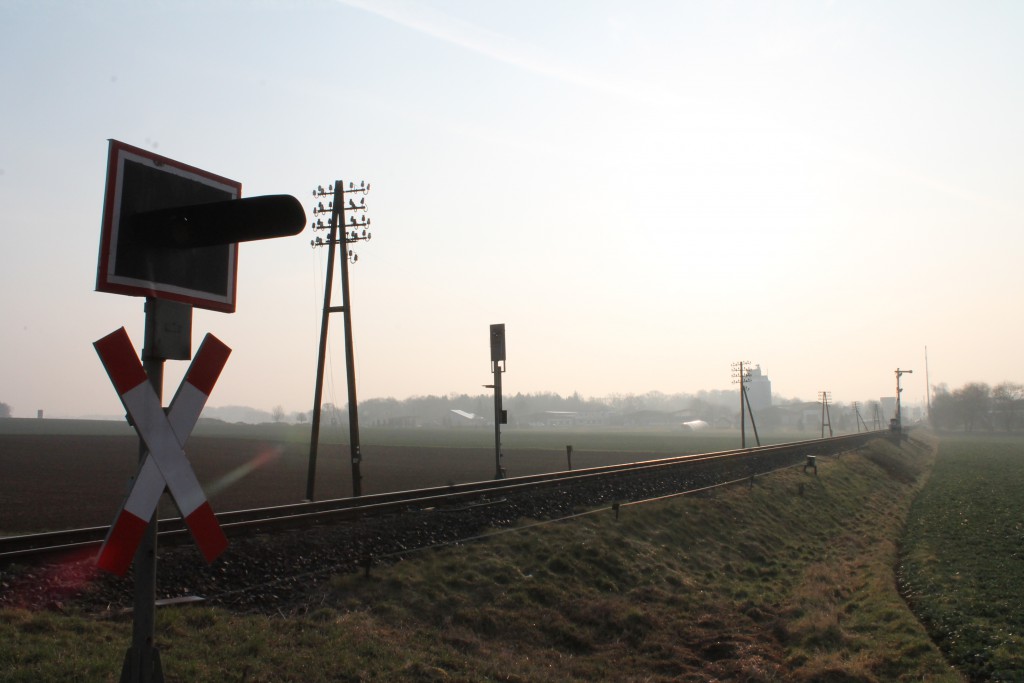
[1,435,966,682]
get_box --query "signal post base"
[120,646,164,683]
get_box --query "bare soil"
[0,434,641,534]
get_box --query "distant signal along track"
[0,432,883,565]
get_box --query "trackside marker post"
[94,327,230,575]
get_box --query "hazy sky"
[2,0,1022,418]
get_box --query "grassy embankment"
[1,435,961,681]
[900,433,1024,681]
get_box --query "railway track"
[0,431,884,565]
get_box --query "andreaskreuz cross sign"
[94,327,230,575]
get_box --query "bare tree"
[992,382,1024,432]
[953,383,992,432]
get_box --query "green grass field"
[1,435,964,681]
[900,434,1024,682]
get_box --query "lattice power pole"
[731,361,761,448]
[852,401,869,433]
[818,391,833,438]
[307,181,373,500]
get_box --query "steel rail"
[0,431,885,563]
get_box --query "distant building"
[880,397,897,421]
[745,365,772,412]
[448,409,484,428]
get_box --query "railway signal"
[895,368,913,434]
[488,324,507,479]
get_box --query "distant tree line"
[930,382,1024,432]
[355,389,762,428]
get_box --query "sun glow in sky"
[2,0,1022,418]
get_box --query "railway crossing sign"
[94,327,230,576]
[93,139,306,681]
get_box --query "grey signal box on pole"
[488,323,507,479]
[490,323,506,363]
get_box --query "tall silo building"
[746,365,773,412]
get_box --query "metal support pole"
[493,360,504,479]
[895,368,912,434]
[121,298,166,683]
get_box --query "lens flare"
[1,547,102,610]
[204,445,284,497]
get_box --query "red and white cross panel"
[94,327,231,575]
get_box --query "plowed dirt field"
[0,434,643,533]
